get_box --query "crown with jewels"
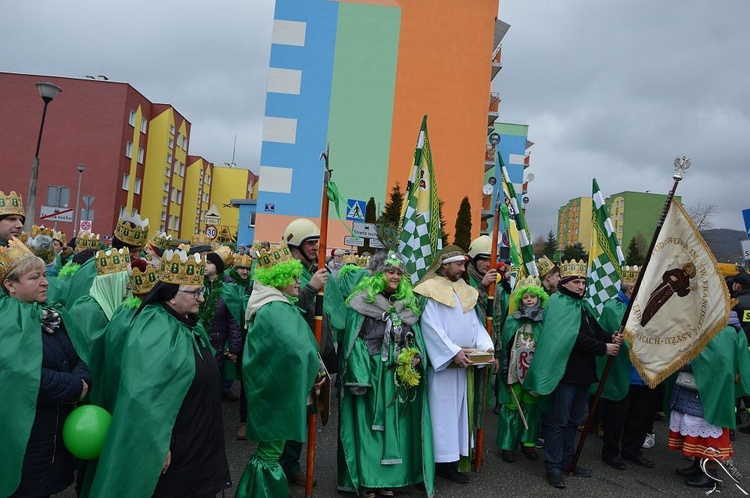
[342,254,358,265]
[17,232,29,244]
[0,191,25,218]
[0,237,38,282]
[536,256,556,277]
[130,264,159,295]
[52,229,66,247]
[26,230,56,265]
[75,232,101,253]
[94,248,131,276]
[255,241,294,271]
[560,259,587,280]
[234,254,253,269]
[515,275,542,290]
[31,225,53,238]
[148,231,173,253]
[357,255,370,268]
[621,265,640,285]
[213,245,234,269]
[190,232,216,251]
[114,213,150,247]
[159,249,205,285]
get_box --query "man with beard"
[415,245,498,485]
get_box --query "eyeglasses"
[178,287,204,299]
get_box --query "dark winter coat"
[208,295,242,368]
[559,287,611,386]
[12,321,91,498]
[734,288,750,337]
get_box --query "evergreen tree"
[439,199,449,247]
[542,230,558,260]
[625,235,646,266]
[561,242,587,262]
[378,183,404,228]
[453,197,472,251]
[360,197,378,255]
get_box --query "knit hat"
[205,252,225,274]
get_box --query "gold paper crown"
[130,265,159,295]
[75,232,101,253]
[149,231,173,252]
[621,265,640,285]
[114,213,150,247]
[31,225,53,238]
[190,233,214,248]
[342,254,358,265]
[357,255,370,268]
[17,232,29,244]
[213,245,235,268]
[159,249,205,285]
[26,233,56,265]
[234,254,253,269]
[255,242,294,271]
[536,256,556,277]
[560,259,587,280]
[52,229,66,246]
[95,248,131,276]
[0,237,38,282]
[0,191,25,217]
[515,275,542,290]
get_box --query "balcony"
[485,145,496,171]
[488,92,500,127]
[524,153,531,169]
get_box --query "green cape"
[243,300,319,442]
[591,298,633,401]
[88,304,212,498]
[338,309,435,496]
[301,264,347,335]
[336,266,368,299]
[523,292,582,396]
[692,327,750,429]
[67,295,110,405]
[63,257,97,309]
[45,273,70,307]
[0,296,42,497]
[99,302,139,412]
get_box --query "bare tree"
[686,201,718,231]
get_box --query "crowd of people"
[2,188,750,497]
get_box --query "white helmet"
[283,218,320,247]
[468,235,492,260]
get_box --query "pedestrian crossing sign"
[346,199,366,222]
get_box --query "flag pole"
[305,144,332,498]
[474,187,502,472]
[571,158,690,470]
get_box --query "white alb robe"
[421,294,493,462]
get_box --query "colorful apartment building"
[254,0,505,247]
[0,72,255,242]
[557,197,593,252]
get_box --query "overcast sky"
[2,1,748,236]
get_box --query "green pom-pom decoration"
[58,262,81,278]
[253,259,303,289]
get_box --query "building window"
[167,153,173,164]
[203,193,209,203]
[162,196,168,206]
[206,174,211,185]
[125,141,133,158]
[163,182,169,192]
[165,167,171,177]
[168,136,174,148]
[161,211,167,221]
[180,163,185,176]
[170,190,176,202]
[119,205,126,217]
[195,217,200,224]
[174,162,179,174]
[122,173,130,191]
[176,190,183,203]
[137,147,144,164]
[141,117,147,134]
[248,211,256,227]
[183,138,188,150]
[169,124,175,135]
[128,110,136,127]
[175,216,180,228]
[134,178,142,194]
[177,134,182,147]
[160,224,165,232]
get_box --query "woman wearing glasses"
[87,250,231,498]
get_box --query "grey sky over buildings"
[2,1,748,237]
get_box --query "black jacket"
[12,320,91,498]
[734,288,750,337]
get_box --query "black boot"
[685,467,718,488]
[675,459,701,477]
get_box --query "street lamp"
[24,82,63,232]
[73,163,85,236]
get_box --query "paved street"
[60,385,750,497]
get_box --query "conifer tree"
[453,197,472,251]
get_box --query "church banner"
[624,199,730,388]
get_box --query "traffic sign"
[206,225,218,240]
[346,199,366,222]
[40,206,73,223]
[370,238,385,249]
[204,204,222,225]
[742,239,750,262]
[79,220,92,233]
[344,236,364,247]
[743,209,750,237]
[351,222,378,239]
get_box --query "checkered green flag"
[586,178,626,321]
[399,116,442,284]
[498,154,538,278]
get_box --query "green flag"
[498,153,538,278]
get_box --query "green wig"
[512,284,548,311]
[346,272,421,316]
[253,259,303,289]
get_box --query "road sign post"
[743,209,750,238]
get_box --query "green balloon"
[62,405,111,460]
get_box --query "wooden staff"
[474,191,502,472]
[571,168,685,471]
[305,145,332,498]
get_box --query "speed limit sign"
[206,225,218,240]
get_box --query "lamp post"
[25,82,63,232]
[73,163,85,236]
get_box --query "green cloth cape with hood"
[337,295,435,497]
[0,296,43,497]
[523,292,584,397]
[66,295,110,405]
[87,303,213,498]
[591,297,634,401]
